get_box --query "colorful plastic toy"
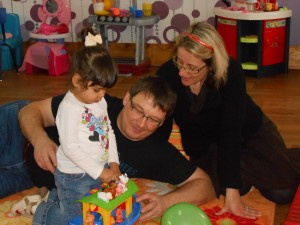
[38,0,71,27]
[69,178,141,225]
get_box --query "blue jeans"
[0,100,33,198]
[33,169,101,225]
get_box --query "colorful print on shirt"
[81,107,110,161]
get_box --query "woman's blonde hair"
[175,21,229,88]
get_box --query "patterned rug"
[134,178,275,225]
[0,188,37,225]
[0,180,275,225]
[0,124,275,224]
[168,123,188,159]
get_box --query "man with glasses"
[18,76,215,222]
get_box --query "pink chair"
[19,0,71,76]
[21,42,69,76]
[48,45,70,76]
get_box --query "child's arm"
[100,168,118,183]
[100,162,121,183]
[109,162,121,178]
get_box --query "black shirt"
[157,58,263,188]
[51,94,196,185]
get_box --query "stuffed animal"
[97,192,113,202]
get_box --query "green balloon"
[161,203,212,225]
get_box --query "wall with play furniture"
[1,0,299,45]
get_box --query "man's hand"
[135,168,215,222]
[136,193,167,222]
[34,136,58,174]
[18,97,58,173]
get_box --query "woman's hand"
[136,193,167,222]
[215,188,261,219]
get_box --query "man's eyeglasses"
[130,100,163,126]
[173,56,206,75]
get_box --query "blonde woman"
[157,21,299,219]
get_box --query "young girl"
[11,33,121,224]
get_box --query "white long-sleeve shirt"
[56,91,119,179]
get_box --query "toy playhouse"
[69,179,141,225]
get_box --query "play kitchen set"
[215,0,292,78]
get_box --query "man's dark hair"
[129,76,177,118]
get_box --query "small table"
[89,14,160,74]
[29,32,71,44]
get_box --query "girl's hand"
[109,162,122,179]
[215,188,261,219]
[100,168,117,183]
